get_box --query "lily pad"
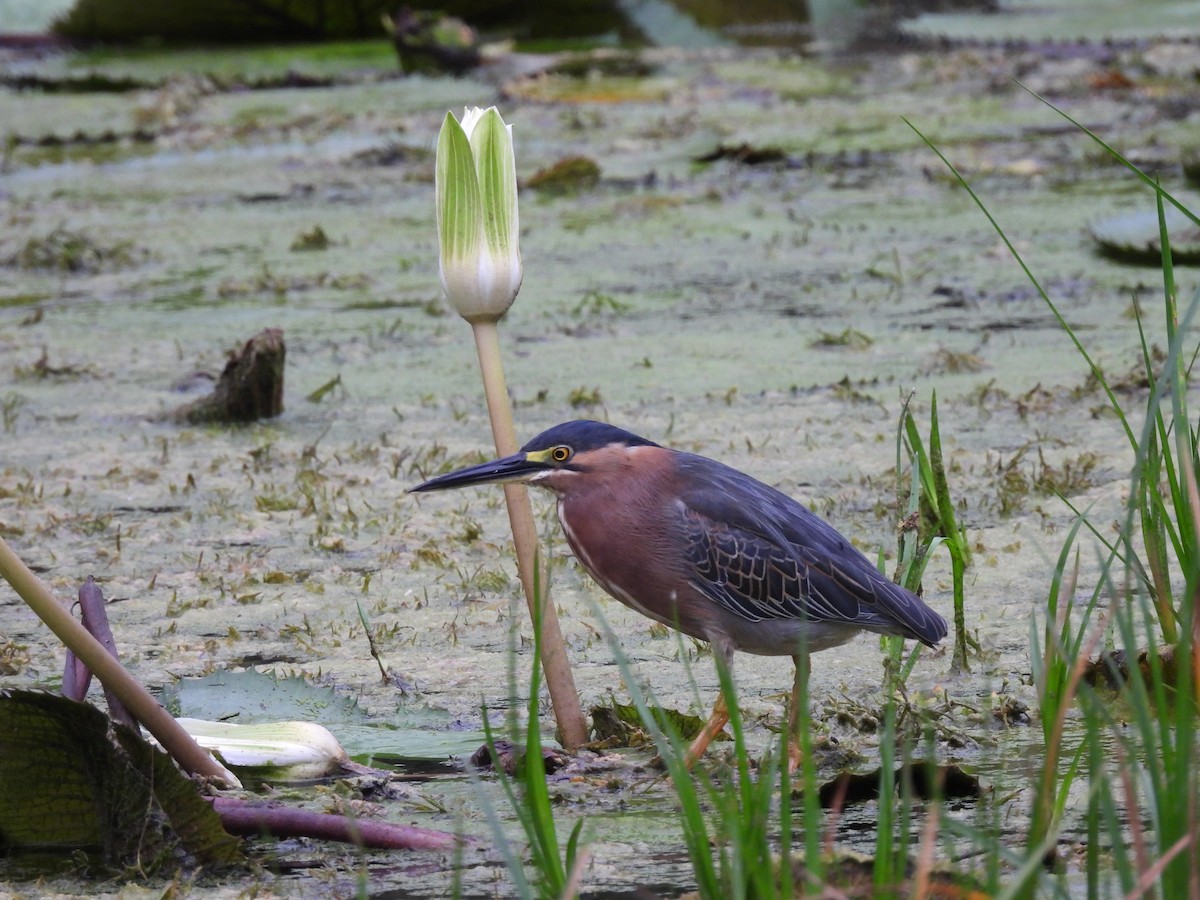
[0,690,241,868]
[162,670,487,766]
[815,762,982,807]
[1088,202,1200,265]
[162,669,369,723]
[901,0,1200,43]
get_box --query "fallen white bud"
[173,718,349,782]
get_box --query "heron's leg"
[787,654,809,773]
[683,689,730,769]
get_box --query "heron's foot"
[785,654,811,774]
[787,738,804,773]
[682,692,731,770]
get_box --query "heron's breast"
[556,485,721,642]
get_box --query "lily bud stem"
[470,319,588,751]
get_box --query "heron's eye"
[551,446,571,463]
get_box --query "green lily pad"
[0,690,241,868]
[901,0,1200,43]
[162,671,487,766]
[162,670,369,724]
[1089,202,1200,265]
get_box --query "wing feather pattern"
[675,455,947,646]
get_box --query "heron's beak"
[408,450,553,493]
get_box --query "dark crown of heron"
[521,420,660,460]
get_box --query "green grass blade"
[1016,83,1200,231]
[903,117,1137,453]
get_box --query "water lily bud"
[174,718,348,782]
[435,106,523,322]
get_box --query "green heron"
[411,420,946,767]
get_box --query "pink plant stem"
[210,797,463,851]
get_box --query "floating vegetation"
[572,289,630,317]
[548,50,659,80]
[0,690,242,869]
[694,142,789,166]
[13,348,98,381]
[289,225,331,252]
[217,266,369,297]
[7,226,139,274]
[567,385,603,408]
[345,142,432,168]
[0,637,30,676]
[1089,202,1200,265]
[526,155,602,194]
[1032,448,1100,497]
[924,346,987,375]
[810,328,873,350]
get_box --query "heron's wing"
[677,492,873,625]
[675,456,947,644]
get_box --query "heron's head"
[408,420,661,495]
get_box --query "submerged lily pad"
[162,670,487,766]
[1089,202,1200,265]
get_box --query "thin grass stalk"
[713,654,747,896]
[911,111,1200,898]
[895,409,940,596]
[1096,748,1137,898]
[896,738,916,893]
[1020,609,1107,899]
[589,607,720,896]
[913,105,1200,663]
[910,757,941,900]
[1131,278,1200,637]
[1139,429,1179,642]
[1015,84,1200,233]
[476,705,536,898]
[450,810,467,900]
[1124,834,1194,900]
[1035,530,1090,729]
[1086,709,1103,899]
[522,559,570,896]
[777,722,795,900]
[1058,492,1154,597]
[559,844,590,900]
[795,651,823,892]
[873,692,898,897]
[902,118,1138,454]
[472,557,586,899]
[927,392,971,672]
[899,396,970,669]
[1109,725,1151,884]
[1104,579,1197,898]
[1167,577,1199,894]
[708,643,798,899]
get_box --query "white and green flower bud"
[174,718,348,782]
[435,106,523,322]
